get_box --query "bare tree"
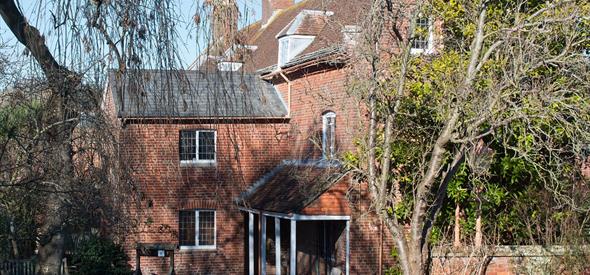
[348,0,590,274]
[0,0,188,273]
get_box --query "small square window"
[180,130,216,164]
[179,210,216,249]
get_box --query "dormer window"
[277,35,315,67]
[276,10,332,67]
[217,62,243,71]
[411,17,434,54]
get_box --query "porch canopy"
[237,160,352,275]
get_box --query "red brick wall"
[431,247,590,275]
[273,67,365,160]
[120,122,291,274]
[348,182,397,274]
[109,65,395,274]
[273,67,398,273]
[301,177,351,216]
[432,256,512,275]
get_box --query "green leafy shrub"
[71,236,132,275]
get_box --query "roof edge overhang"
[235,162,351,216]
[258,46,348,80]
[238,207,350,221]
[119,116,290,125]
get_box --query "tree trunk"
[0,2,77,274]
[453,204,462,248]
[37,233,65,275]
[9,218,20,258]
[475,212,482,247]
[407,242,429,275]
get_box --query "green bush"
[71,236,132,275]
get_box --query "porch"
[241,210,350,275]
[237,161,352,275]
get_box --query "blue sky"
[174,0,264,66]
[173,0,302,65]
[0,0,286,70]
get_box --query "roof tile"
[237,161,346,213]
[108,70,287,118]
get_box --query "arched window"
[322,111,336,159]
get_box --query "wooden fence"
[0,259,35,275]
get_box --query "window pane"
[180,131,197,161]
[179,211,196,246]
[198,211,215,246]
[417,17,429,28]
[412,18,430,50]
[198,131,216,160]
[329,116,336,156]
[323,113,336,158]
[279,39,289,65]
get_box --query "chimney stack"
[206,0,239,55]
[262,0,294,27]
[342,25,361,48]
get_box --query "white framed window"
[217,61,243,71]
[277,35,315,67]
[278,38,290,66]
[179,210,216,250]
[322,111,336,159]
[179,130,216,165]
[411,17,434,55]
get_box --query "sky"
[0,0,276,71]
[171,0,301,65]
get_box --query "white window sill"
[179,245,217,251]
[180,161,217,167]
[410,48,435,55]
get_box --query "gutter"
[258,46,347,79]
[279,72,292,117]
[120,116,291,125]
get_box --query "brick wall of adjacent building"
[272,66,365,160]
[271,65,397,274]
[109,64,395,274]
[431,246,590,275]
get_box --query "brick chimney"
[342,25,361,48]
[262,0,294,26]
[206,0,239,55]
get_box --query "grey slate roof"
[107,70,288,118]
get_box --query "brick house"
[102,0,437,274]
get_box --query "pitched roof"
[236,160,347,213]
[107,70,288,118]
[256,45,344,75]
[276,10,331,38]
[240,0,371,72]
